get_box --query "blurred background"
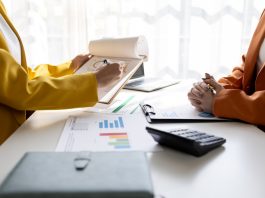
[3,0,263,79]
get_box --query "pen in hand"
[202,73,215,93]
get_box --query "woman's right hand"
[94,63,125,88]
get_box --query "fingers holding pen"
[188,73,223,114]
[202,73,215,86]
[205,73,213,79]
[202,73,224,94]
[95,62,125,88]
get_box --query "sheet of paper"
[89,36,148,60]
[141,92,229,121]
[56,113,161,152]
[150,106,227,120]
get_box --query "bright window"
[3,0,263,78]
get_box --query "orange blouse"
[213,9,265,130]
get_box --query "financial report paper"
[56,113,161,152]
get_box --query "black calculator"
[146,126,226,156]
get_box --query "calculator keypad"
[167,129,224,145]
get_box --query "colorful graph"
[99,132,130,149]
[99,117,124,129]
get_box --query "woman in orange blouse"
[188,9,265,131]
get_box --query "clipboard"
[75,36,148,104]
[139,102,231,123]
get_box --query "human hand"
[187,73,224,113]
[202,73,224,94]
[70,53,92,72]
[188,81,214,113]
[94,62,125,88]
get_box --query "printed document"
[56,113,161,152]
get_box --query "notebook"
[0,152,154,198]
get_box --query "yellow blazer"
[214,9,265,129]
[0,1,98,144]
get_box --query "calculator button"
[185,135,202,140]
[199,139,224,146]
[192,134,210,141]
[197,137,223,143]
[168,129,188,133]
[194,134,213,140]
[177,132,197,138]
[186,134,202,139]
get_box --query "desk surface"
[1,82,265,198]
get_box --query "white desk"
[1,82,265,198]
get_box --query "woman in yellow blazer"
[188,9,265,131]
[0,1,123,144]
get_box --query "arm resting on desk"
[213,89,265,126]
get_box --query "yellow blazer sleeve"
[0,49,98,110]
[27,61,75,79]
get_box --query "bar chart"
[98,116,124,129]
[99,132,130,149]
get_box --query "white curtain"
[3,0,263,78]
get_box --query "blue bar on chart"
[98,117,125,129]
[118,117,124,128]
[114,120,119,128]
[104,120,108,128]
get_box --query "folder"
[139,102,230,123]
[0,152,154,198]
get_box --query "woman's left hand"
[187,81,215,113]
[70,53,92,72]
